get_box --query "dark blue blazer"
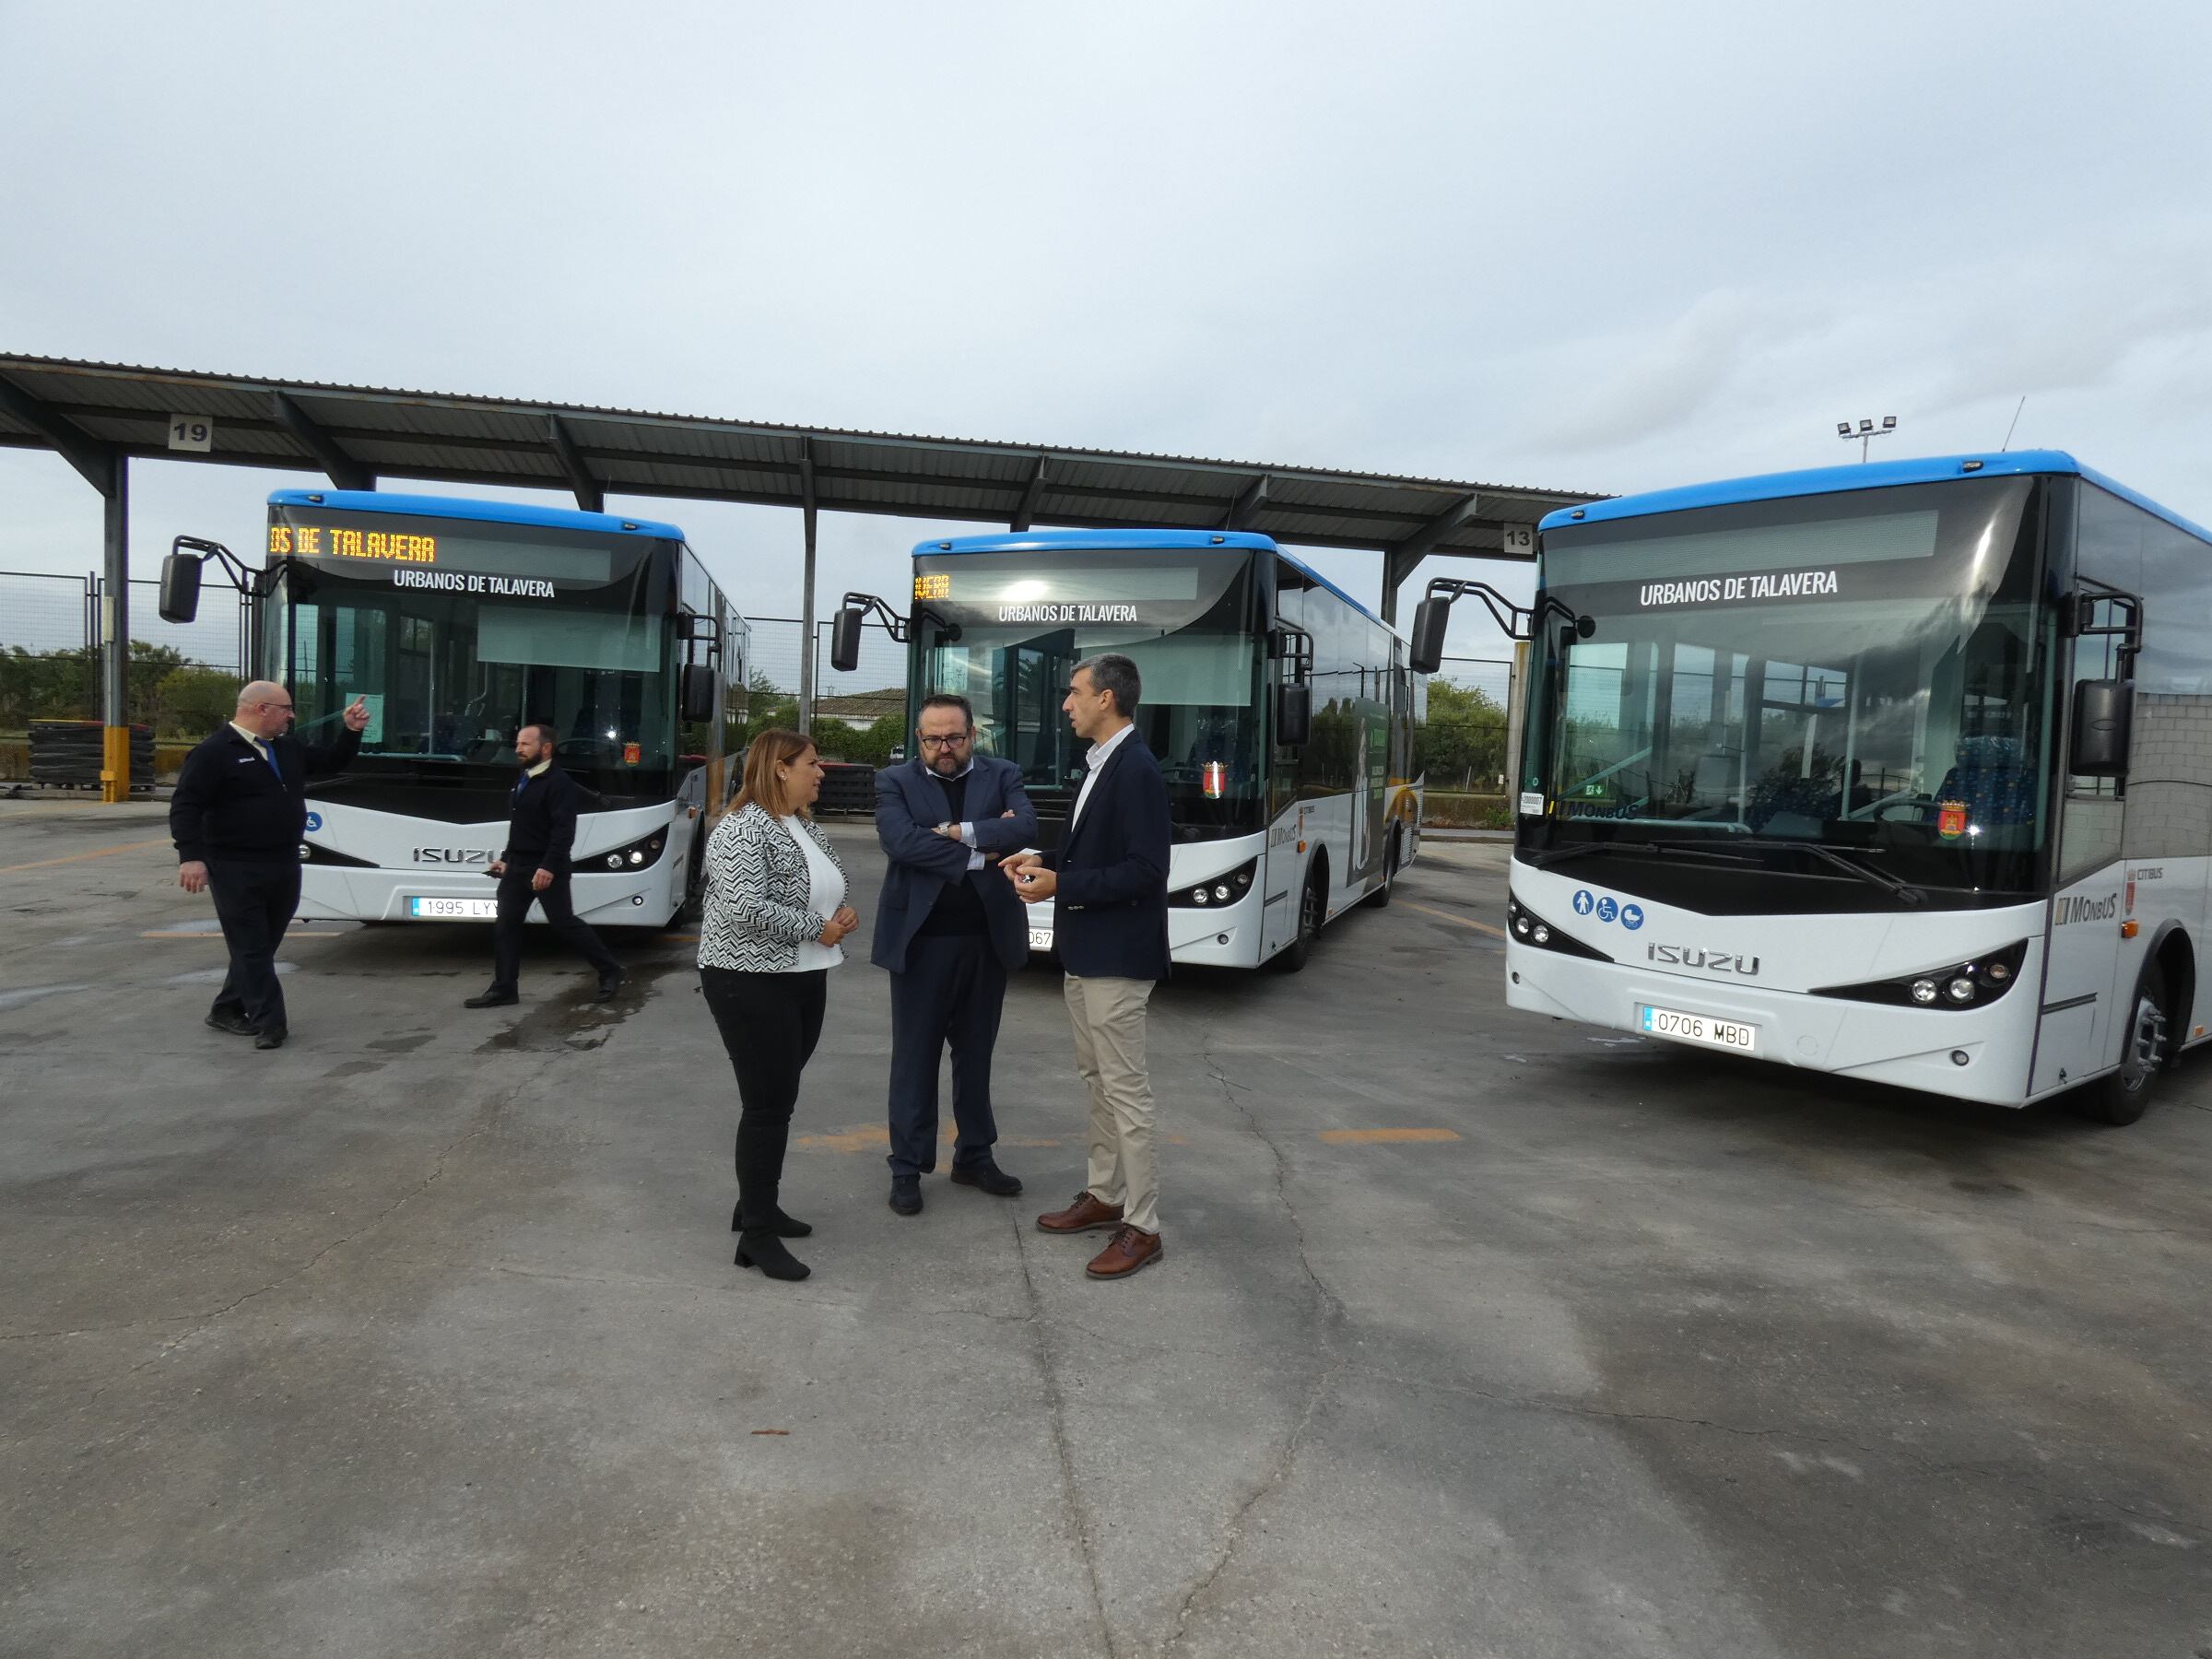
[1043,731,1171,982]
[872,755,1039,973]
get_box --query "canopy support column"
[797,439,818,736]
[1381,493,1481,625]
[100,455,131,802]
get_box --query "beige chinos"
[1063,971,1159,1232]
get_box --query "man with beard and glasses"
[872,693,1039,1217]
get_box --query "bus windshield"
[910,548,1262,836]
[1525,476,2052,895]
[265,506,679,805]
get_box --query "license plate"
[1028,928,1053,952]
[408,896,500,920]
[1640,1004,1756,1053]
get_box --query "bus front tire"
[2073,965,2171,1126]
[1277,866,1325,973]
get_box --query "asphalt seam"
[1008,1207,1119,1659]
[1160,1029,1349,1655]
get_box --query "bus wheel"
[1277,866,1324,972]
[1362,829,1400,910]
[2074,965,2171,1126]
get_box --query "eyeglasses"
[262,701,294,712]
[917,733,971,749]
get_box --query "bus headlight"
[1505,898,1612,962]
[1813,941,2029,1009]
[591,830,670,874]
[1171,858,1257,908]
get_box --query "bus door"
[996,634,1077,788]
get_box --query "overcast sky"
[4,0,2208,665]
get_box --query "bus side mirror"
[159,553,203,624]
[2070,679,2131,776]
[1409,598,1448,674]
[681,663,717,724]
[1276,681,1312,748]
[830,607,864,675]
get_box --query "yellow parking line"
[1318,1127,1463,1145]
[1403,901,1507,939]
[0,837,171,875]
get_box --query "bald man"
[170,682,370,1050]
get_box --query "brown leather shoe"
[1036,1190,1124,1234]
[1085,1225,1164,1279]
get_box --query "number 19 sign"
[168,415,214,453]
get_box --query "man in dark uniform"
[171,681,370,1051]
[872,693,1039,1217]
[465,724,625,1008]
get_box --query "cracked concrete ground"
[3,800,2209,1658]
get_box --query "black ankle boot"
[732,1202,812,1238]
[735,1233,810,1280]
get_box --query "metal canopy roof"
[0,355,1598,593]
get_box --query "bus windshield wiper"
[1728,838,1927,905]
[1532,839,1761,870]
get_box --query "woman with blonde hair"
[698,729,860,1282]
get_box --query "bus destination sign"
[270,524,439,564]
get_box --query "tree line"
[0,643,241,735]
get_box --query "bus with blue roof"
[833,529,1421,970]
[159,490,742,930]
[1410,451,2211,1123]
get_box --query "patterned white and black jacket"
[697,803,849,973]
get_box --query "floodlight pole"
[1839,416,1899,464]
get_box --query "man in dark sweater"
[871,694,1039,1216]
[464,724,625,1009]
[170,681,369,1050]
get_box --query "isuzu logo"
[412,847,495,865]
[1647,943,1761,977]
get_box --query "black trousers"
[700,967,829,1241]
[887,931,1007,1178]
[489,863,621,992]
[207,857,300,1034]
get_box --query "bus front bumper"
[299,866,671,926]
[1506,943,2040,1107]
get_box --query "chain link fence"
[1419,653,1515,826]
[1,569,247,737]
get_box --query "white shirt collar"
[1086,723,1135,771]
[525,758,553,778]
[229,720,268,747]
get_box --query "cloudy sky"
[3,0,2208,665]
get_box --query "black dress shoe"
[594,971,626,1003]
[205,1012,254,1036]
[888,1175,924,1216]
[950,1161,1023,1197]
[465,988,520,1008]
[253,1028,287,1051]
[732,1201,812,1238]
[735,1236,811,1281]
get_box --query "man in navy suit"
[873,693,1040,1216]
[1003,653,1172,1280]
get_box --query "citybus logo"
[1647,944,1761,977]
[2054,892,2119,926]
[412,847,496,865]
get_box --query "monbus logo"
[2054,892,2119,926]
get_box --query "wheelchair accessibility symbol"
[1571,889,1595,915]
[1595,897,1618,923]
[303,811,324,832]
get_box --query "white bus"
[834,530,1422,970]
[1412,452,2209,1124]
[162,490,741,929]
